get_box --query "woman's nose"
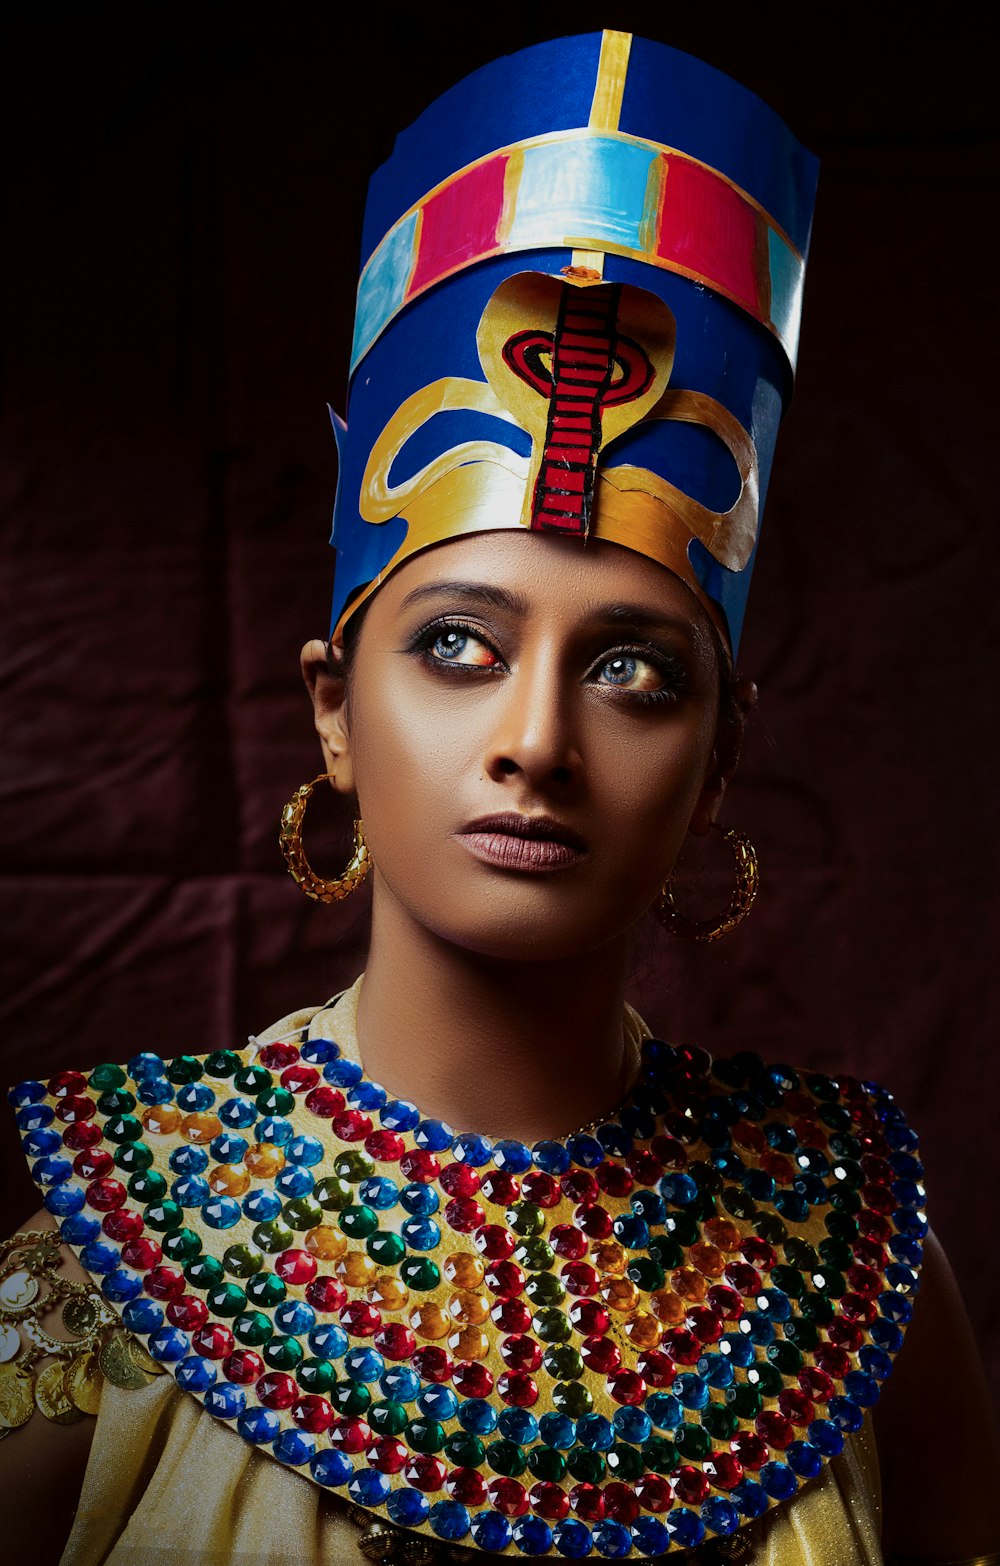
[483,654,583,789]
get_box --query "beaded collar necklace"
[12,980,925,1559]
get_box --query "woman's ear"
[687,675,757,837]
[300,638,356,796]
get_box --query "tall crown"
[329,31,818,653]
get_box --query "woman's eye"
[428,628,499,667]
[594,652,664,692]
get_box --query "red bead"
[862,1182,895,1215]
[121,1236,161,1271]
[570,1482,605,1520]
[761,1151,794,1183]
[404,1454,447,1491]
[730,1432,768,1470]
[258,1043,299,1069]
[815,1344,852,1379]
[777,1389,815,1425]
[49,1070,88,1098]
[375,1323,416,1360]
[732,1120,766,1153]
[797,1119,828,1149]
[479,1172,519,1205]
[192,1323,234,1358]
[634,1474,673,1512]
[340,1301,381,1336]
[453,1361,493,1398]
[603,1482,639,1524]
[673,1465,711,1505]
[784,1092,815,1117]
[63,1121,103,1150]
[521,1171,560,1208]
[530,1481,570,1520]
[607,1370,646,1405]
[365,1129,404,1162]
[705,1285,743,1320]
[73,1148,114,1178]
[484,1261,524,1299]
[444,1197,485,1233]
[860,1154,893,1186]
[626,1149,663,1184]
[447,1467,488,1504]
[840,1294,878,1325]
[855,1211,892,1243]
[663,1328,701,1365]
[596,1162,633,1197]
[575,1205,613,1240]
[549,1225,588,1261]
[827,1319,865,1351]
[561,1170,599,1204]
[86,1178,126,1212]
[687,1307,724,1345]
[487,1477,528,1516]
[561,1262,599,1296]
[439,1163,481,1198]
[846,1264,880,1298]
[851,1237,886,1270]
[224,1349,264,1382]
[755,1410,794,1450]
[491,1299,532,1334]
[292,1395,334,1433]
[474,1224,515,1260]
[329,1417,372,1453]
[331,1110,372,1142]
[497,1371,538,1407]
[367,1436,410,1474]
[580,1335,620,1375]
[103,1208,144,1243]
[412,1347,452,1383]
[167,1294,209,1331]
[305,1085,345,1119]
[798,1367,835,1402]
[705,1452,743,1490]
[399,1149,440,1183]
[568,1300,609,1336]
[500,1335,542,1372]
[741,1237,777,1269]
[145,1265,186,1300]
[305,1276,346,1314]
[636,1350,674,1388]
[650,1134,687,1169]
[279,1064,320,1094]
[275,1249,317,1285]
[723,1264,762,1297]
[257,1372,298,1409]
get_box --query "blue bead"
[630,1190,665,1224]
[170,1146,209,1174]
[644,1393,683,1429]
[381,1098,421,1133]
[347,1469,391,1507]
[9,1079,46,1106]
[471,1512,514,1551]
[531,1140,571,1175]
[242,1189,283,1222]
[891,1178,923,1209]
[348,1081,387,1113]
[380,1365,421,1403]
[274,1429,316,1465]
[577,1413,614,1451]
[137,1078,175,1106]
[17,1104,54,1131]
[176,1356,218,1392]
[205,1382,246,1419]
[595,1123,631,1157]
[399,1183,439,1216]
[210,1132,249,1163]
[828,1396,864,1432]
[323,1059,363,1089]
[310,1448,352,1486]
[172,1176,211,1208]
[566,1135,604,1168]
[539,1412,576,1448]
[309,1323,349,1359]
[675,1373,710,1411]
[149,1328,190,1362]
[719,1334,755,1369]
[498,1407,537,1444]
[300,1038,338,1065]
[787,1440,823,1479]
[286,1135,325,1167]
[746,1315,775,1347]
[890,1151,924,1180]
[591,1518,631,1556]
[256,1116,293,1146]
[659,1173,698,1206]
[619,1105,655,1139]
[387,1488,431,1528]
[127,1052,166,1079]
[843,1371,880,1407]
[32,1155,72,1186]
[203,1198,242,1230]
[611,1214,648,1249]
[452,1132,493,1166]
[732,1479,768,1518]
[218,1098,257,1129]
[102,1268,143,1302]
[122,1298,164,1334]
[24,1128,61,1156]
[870,1318,903,1355]
[401,1217,440,1250]
[457,1398,497,1434]
[275,1300,316,1336]
[761,1461,797,1500]
[429,1500,470,1541]
[775,1190,809,1223]
[359,1176,399,1211]
[743,1168,777,1200]
[421,1384,459,1421]
[699,1497,739,1535]
[698,1353,734,1390]
[237,1406,280,1444]
[889,1234,922,1268]
[666,1510,705,1549]
[859,1345,893,1381]
[806,1418,844,1456]
[346,1348,385,1384]
[551,1519,593,1558]
[176,1083,215,1112]
[892,1209,928,1240]
[512,1515,553,1555]
[61,1214,100,1245]
[492,1140,532,1174]
[45,1183,85,1217]
[276,1165,314,1198]
[414,1119,454,1153]
[612,1406,651,1443]
[629,1518,671,1553]
[80,1241,120,1274]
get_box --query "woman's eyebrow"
[584,602,701,642]
[399,582,529,615]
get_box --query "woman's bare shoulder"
[875,1228,999,1560]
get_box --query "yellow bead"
[623,1310,663,1349]
[448,1289,490,1326]
[447,1326,490,1360]
[245,1145,286,1178]
[600,1277,640,1315]
[703,1218,742,1252]
[337,1253,377,1287]
[409,1303,450,1341]
[443,1252,486,1289]
[671,1267,707,1303]
[368,1275,409,1312]
[208,1165,251,1197]
[649,1290,685,1325]
[305,1225,346,1261]
[181,1112,222,1144]
[142,1105,180,1135]
[689,1243,725,1278]
[592,1241,627,1276]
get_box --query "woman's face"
[321,531,730,962]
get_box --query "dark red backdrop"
[3,3,997,1403]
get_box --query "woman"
[3,26,997,1566]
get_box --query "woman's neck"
[353,883,638,1144]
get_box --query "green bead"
[798,1293,835,1326]
[722,1187,757,1220]
[145,1200,184,1232]
[367,1231,406,1265]
[746,1362,782,1397]
[207,1283,247,1317]
[256,1087,295,1117]
[753,1212,788,1245]
[627,1258,665,1293]
[166,1056,204,1084]
[691,1191,717,1221]
[339,1205,379,1239]
[647,1236,683,1270]
[105,1115,144,1144]
[828,1131,861,1160]
[533,1308,570,1344]
[205,1051,241,1078]
[514,1238,554,1272]
[524,1274,564,1307]
[673,1422,711,1460]
[334,1151,374,1183]
[298,1358,335,1393]
[114,1141,154,1172]
[819,1104,851,1132]
[829,1186,861,1215]
[770,1266,804,1297]
[253,1220,294,1253]
[400,1258,440,1291]
[687,1160,723,1194]
[235,1066,272,1094]
[408,1418,446,1453]
[542,1345,583,1381]
[224,1243,265,1277]
[314,1176,352,1211]
[552,1381,592,1417]
[773,1327,811,1361]
[725,1383,762,1419]
[606,1444,643,1481]
[128,1170,167,1202]
[97,1089,137,1116]
[818,1237,853,1270]
[283,1197,324,1230]
[233,1311,273,1346]
[331,1381,371,1415]
[701,1403,739,1440]
[444,1432,485,1468]
[664,1213,699,1247]
[368,1398,408,1435]
[185,1255,224,1288]
[246,1271,286,1308]
[162,1228,203,1262]
[264,1335,304,1371]
[90,1063,127,1090]
[783,1239,819,1270]
[526,1447,566,1482]
[825,1211,858,1242]
[641,1436,676,1473]
[506,1202,544,1237]
[487,1440,526,1477]
[566,1447,605,1483]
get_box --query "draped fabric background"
[3,2,997,1406]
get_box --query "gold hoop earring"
[279,774,371,902]
[657,825,759,941]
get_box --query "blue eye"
[425,626,500,668]
[595,653,665,693]
[600,656,639,686]
[434,630,469,660]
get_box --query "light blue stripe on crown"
[351,208,419,370]
[767,228,804,369]
[509,137,658,252]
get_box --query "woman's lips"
[455,814,587,872]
